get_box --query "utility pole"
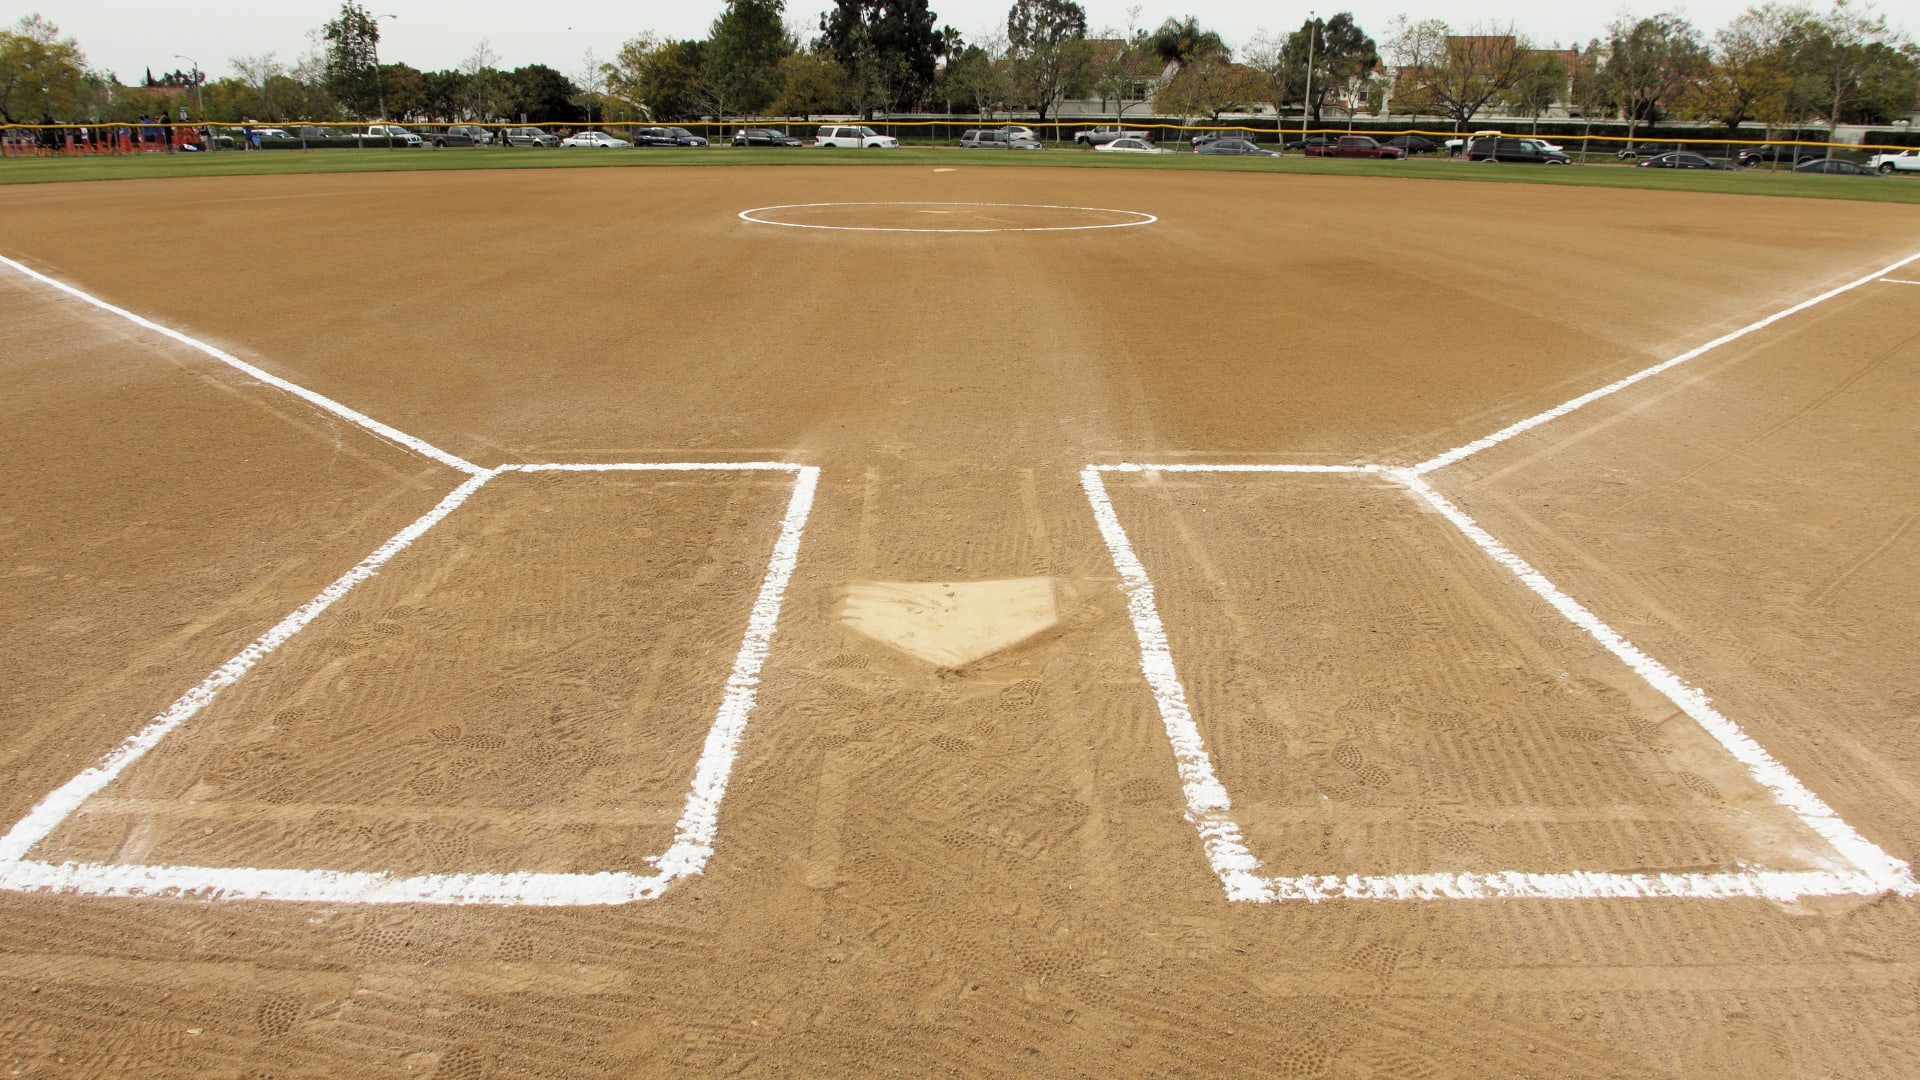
[373,12,399,127]
[175,54,209,152]
[1301,11,1317,149]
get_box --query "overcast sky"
[30,0,1910,84]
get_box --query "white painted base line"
[1415,249,1920,475]
[0,254,484,476]
[0,463,819,906]
[1880,278,1920,286]
[1084,463,1917,903]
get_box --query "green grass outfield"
[4,146,1918,204]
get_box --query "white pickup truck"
[1868,149,1920,175]
[1073,126,1149,146]
[353,124,423,147]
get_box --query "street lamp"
[373,13,398,123]
[174,54,209,152]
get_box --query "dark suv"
[1737,143,1817,166]
[1467,136,1570,164]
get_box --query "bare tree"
[1385,18,1532,131]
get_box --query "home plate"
[838,578,1059,667]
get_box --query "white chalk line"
[1084,462,1917,902]
[1413,249,1920,475]
[0,254,484,476]
[1879,278,1920,286]
[0,463,819,905]
[738,201,1157,233]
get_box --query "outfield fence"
[4,119,1913,167]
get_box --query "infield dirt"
[3,164,1920,1076]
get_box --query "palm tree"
[1148,16,1226,68]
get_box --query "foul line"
[0,254,484,476]
[0,463,820,905]
[1413,249,1920,474]
[1085,462,1916,902]
[1880,278,1920,286]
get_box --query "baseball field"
[2,159,1919,1075]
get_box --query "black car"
[1466,136,1570,164]
[632,127,681,147]
[663,126,708,147]
[1793,158,1874,175]
[1738,143,1818,166]
[1617,142,1680,160]
[1194,137,1278,157]
[1636,151,1736,170]
[733,127,802,147]
[1284,135,1331,151]
[1384,135,1439,154]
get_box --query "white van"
[816,124,899,148]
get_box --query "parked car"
[1738,143,1818,166]
[1868,149,1920,174]
[560,130,630,148]
[430,124,493,147]
[1093,136,1170,154]
[816,124,898,148]
[250,127,292,141]
[1195,137,1278,157]
[998,125,1042,144]
[1074,126,1149,146]
[733,127,803,147]
[501,126,559,147]
[959,129,1040,149]
[1286,135,1333,151]
[1305,135,1407,159]
[1384,135,1439,154]
[1636,151,1735,170]
[1466,136,1570,164]
[1793,158,1876,175]
[631,127,683,147]
[663,127,708,146]
[1617,142,1680,160]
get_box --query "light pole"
[373,13,398,124]
[174,54,208,152]
[1301,11,1317,149]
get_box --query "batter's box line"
[1082,463,1917,903]
[0,461,820,905]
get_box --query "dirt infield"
[2,165,1919,1075]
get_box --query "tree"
[1089,23,1156,124]
[643,39,709,120]
[322,1,383,118]
[459,40,503,121]
[1689,4,1803,131]
[1147,15,1225,68]
[1273,13,1377,123]
[574,49,607,124]
[707,0,794,117]
[1784,1,1918,129]
[1006,0,1090,120]
[379,62,427,121]
[1503,48,1568,132]
[504,64,579,122]
[1156,52,1264,121]
[1600,13,1708,143]
[1384,18,1533,131]
[817,0,950,115]
[774,47,851,116]
[0,14,91,122]
[941,37,1008,116]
